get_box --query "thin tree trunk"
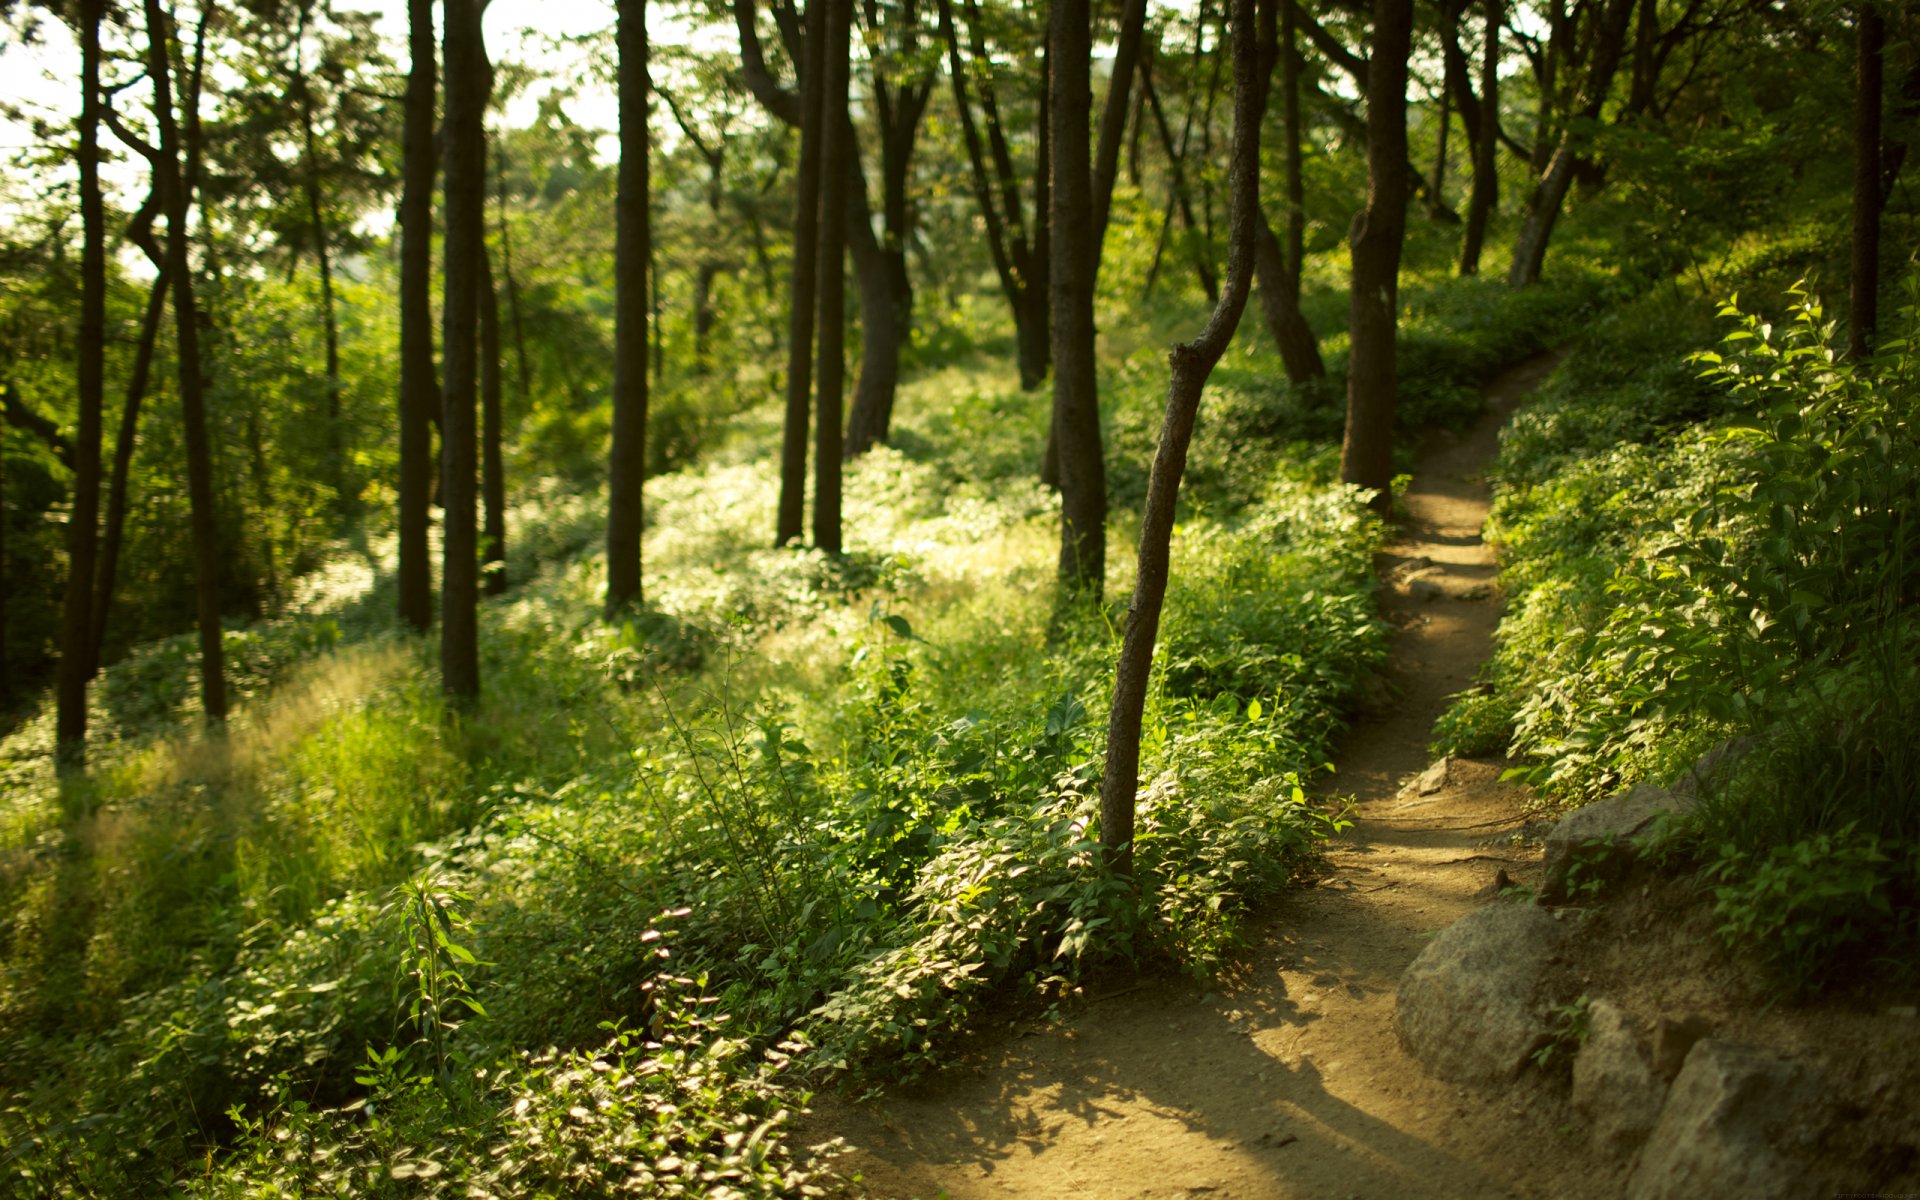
[398,0,436,632]
[294,2,346,513]
[440,0,486,696]
[481,255,507,595]
[1430,78,1451,216]
[88,271,168,677]
[776,0,828,546]
[1091,0,1149,248]
[1337,0,1413,510]
[498,149,533,405]
[1142,51,1220,303]
[1254,0,1324,382]
[146,0,226,722]
[1509,0,1634,287]
[56,0,108,761]
[813,0,853,554]
[1851,1,1884,359]
[1460,0,1500,275]
[607,0,651,610]
[1051,0,1106,598]
[1102,0,1262,880]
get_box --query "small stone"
[1410,577,1445,602]
[1406,757,1452,797]
[1456,582,1495,601]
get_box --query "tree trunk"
[1051,0,1106,599]
[1254,0,1324,382]
[146,0,227,722]
[498,150,533,405]
[481,255,507,596]
[1509,0,1634,287]
[607,0,651,611]
[1102,0,1262,880]
[1142,50,1220,304]
[1337,0,1413,510]
[693,262,718,375]
[398,0,436,632]
[1091,0,1149,248]
[776,0,828,546]
[1429,75,1451,217]
[1459,0,1500,275]
[813,0,853,554]
[88,271,168,678]
[843,186,910,456]
[440,0,485,696]
[294,2,346,514]
[1851,1,1884,359]
[56,0,108,762]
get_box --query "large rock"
[1627,1039,1819,1200]
[1540,783,1695,903]
[1572,999,1667,1156]
[1669,735,1758,802]
[1396,902,1566,1084]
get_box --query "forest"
[0,0,1915,1193]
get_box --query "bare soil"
[804,353,1628,1199]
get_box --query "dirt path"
[810,353,1619,1199]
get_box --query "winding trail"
[809,353,1618,1199]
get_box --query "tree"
[770,0,826,546]
[54,0,108,762]
[397,0,436,632]
[441,0,486,696]
[812,0,853,553]
[1102,0,1263,878]
[1507,0,1636,287]
[1851,1,1884,359]
[1051,0,1106,598]
[607,0,650,610]
[1252,0,1325,381]
[1336,0,1413,508]
[1458,0,1500,275]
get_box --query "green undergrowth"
[0,224,1612,1194]
[1439,239,1920,991]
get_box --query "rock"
[1409,577,1445,602]
[1455,582,1495,601]
[1404,757,1451,797]
[1572,1000,1667,1156]
[1473,867,1516,899]
[1396,903,1566,1085]
[1650,1015,1714,1080]
[1540,783,1695,904]
[1669,735,1758,801]
[1628,1039,1819,1200]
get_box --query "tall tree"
[1336,0,1413,508]
[291,0,346,510]
[1507,0,1636,286]
[481,256,508,596]
[1252,0,1325,381]
[772,0,826,546]
[607,0,651,610]
[146,0,228,722]
[813,0,854,553]
[1101,0,1263,878]
[1051,0,1106,597]
[1850,1,1884,359]
[1459,0,1500,275]
[441,0,486,696]
[397,0,436,632]
[55,0,108,762]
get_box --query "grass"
[0,212,1617,1194]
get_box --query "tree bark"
[482,255,507,595]
[608,0,651,610]
[813,0,853,554]
[398,0,436,632]
[1337,0,1413,510]
[1091,0,1149,248]
[89,270,168,678]
[1850,1,1884,359]
[1254,0,1324,382]
[497,151,533,405]
[145,0,227,722]
[775,0,827,545]
[56,0,108,761]
[1459,0,1500,275]
[1051,0,1106,598]
[440,0,486,695]
[1509,0,1634,287]
[1102,0,1263,879]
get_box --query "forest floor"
[804,352,1628,1199]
